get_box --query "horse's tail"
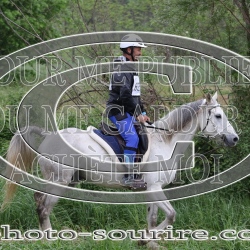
[1,126,44,211]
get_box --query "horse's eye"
[215,114,222,119]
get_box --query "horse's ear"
[205,92,217,104]
[206,93,212,104]
[212,91,218,101]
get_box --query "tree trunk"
[234,0,250,56]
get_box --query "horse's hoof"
[146,241,161,250]
[138,240,167,250]
[138,239,149,246]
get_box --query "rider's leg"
[109,112,139,164]
[109,113,146,187]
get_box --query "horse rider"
[106,34,150,189]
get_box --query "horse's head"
[199,92,239,147]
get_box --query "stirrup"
[121,174,147,191]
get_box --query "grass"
[0,179,250,249]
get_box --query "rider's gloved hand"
[137,114,150,123]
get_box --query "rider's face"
[132,47,142,61]
[127,47,142,61]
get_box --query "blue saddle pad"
[93,129,123,157]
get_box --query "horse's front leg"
[146,186,176,230]
[154,200,176,230]
[139,189,175,249]
[147,203,159,230]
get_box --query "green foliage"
[0,0,69,55]
[219,85,250,193]
[0,84,31,155]
[70,0,153,32]
[151,0,248,54]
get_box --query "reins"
[142,122,212,138]
[142,104,223,139]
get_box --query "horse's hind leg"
[34,192,60,230]
[34,157,76,230]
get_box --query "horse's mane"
[154,99,204,141]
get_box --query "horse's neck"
[172,116,199,142]
[155,114,199,154]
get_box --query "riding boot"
[121,151,147,191]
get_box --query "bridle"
[201,104,221,133]
[197,102,236,145]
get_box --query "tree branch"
[218,0,250,34]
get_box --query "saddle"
[91,122,150,163]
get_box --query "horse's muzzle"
[222,133,239,147]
